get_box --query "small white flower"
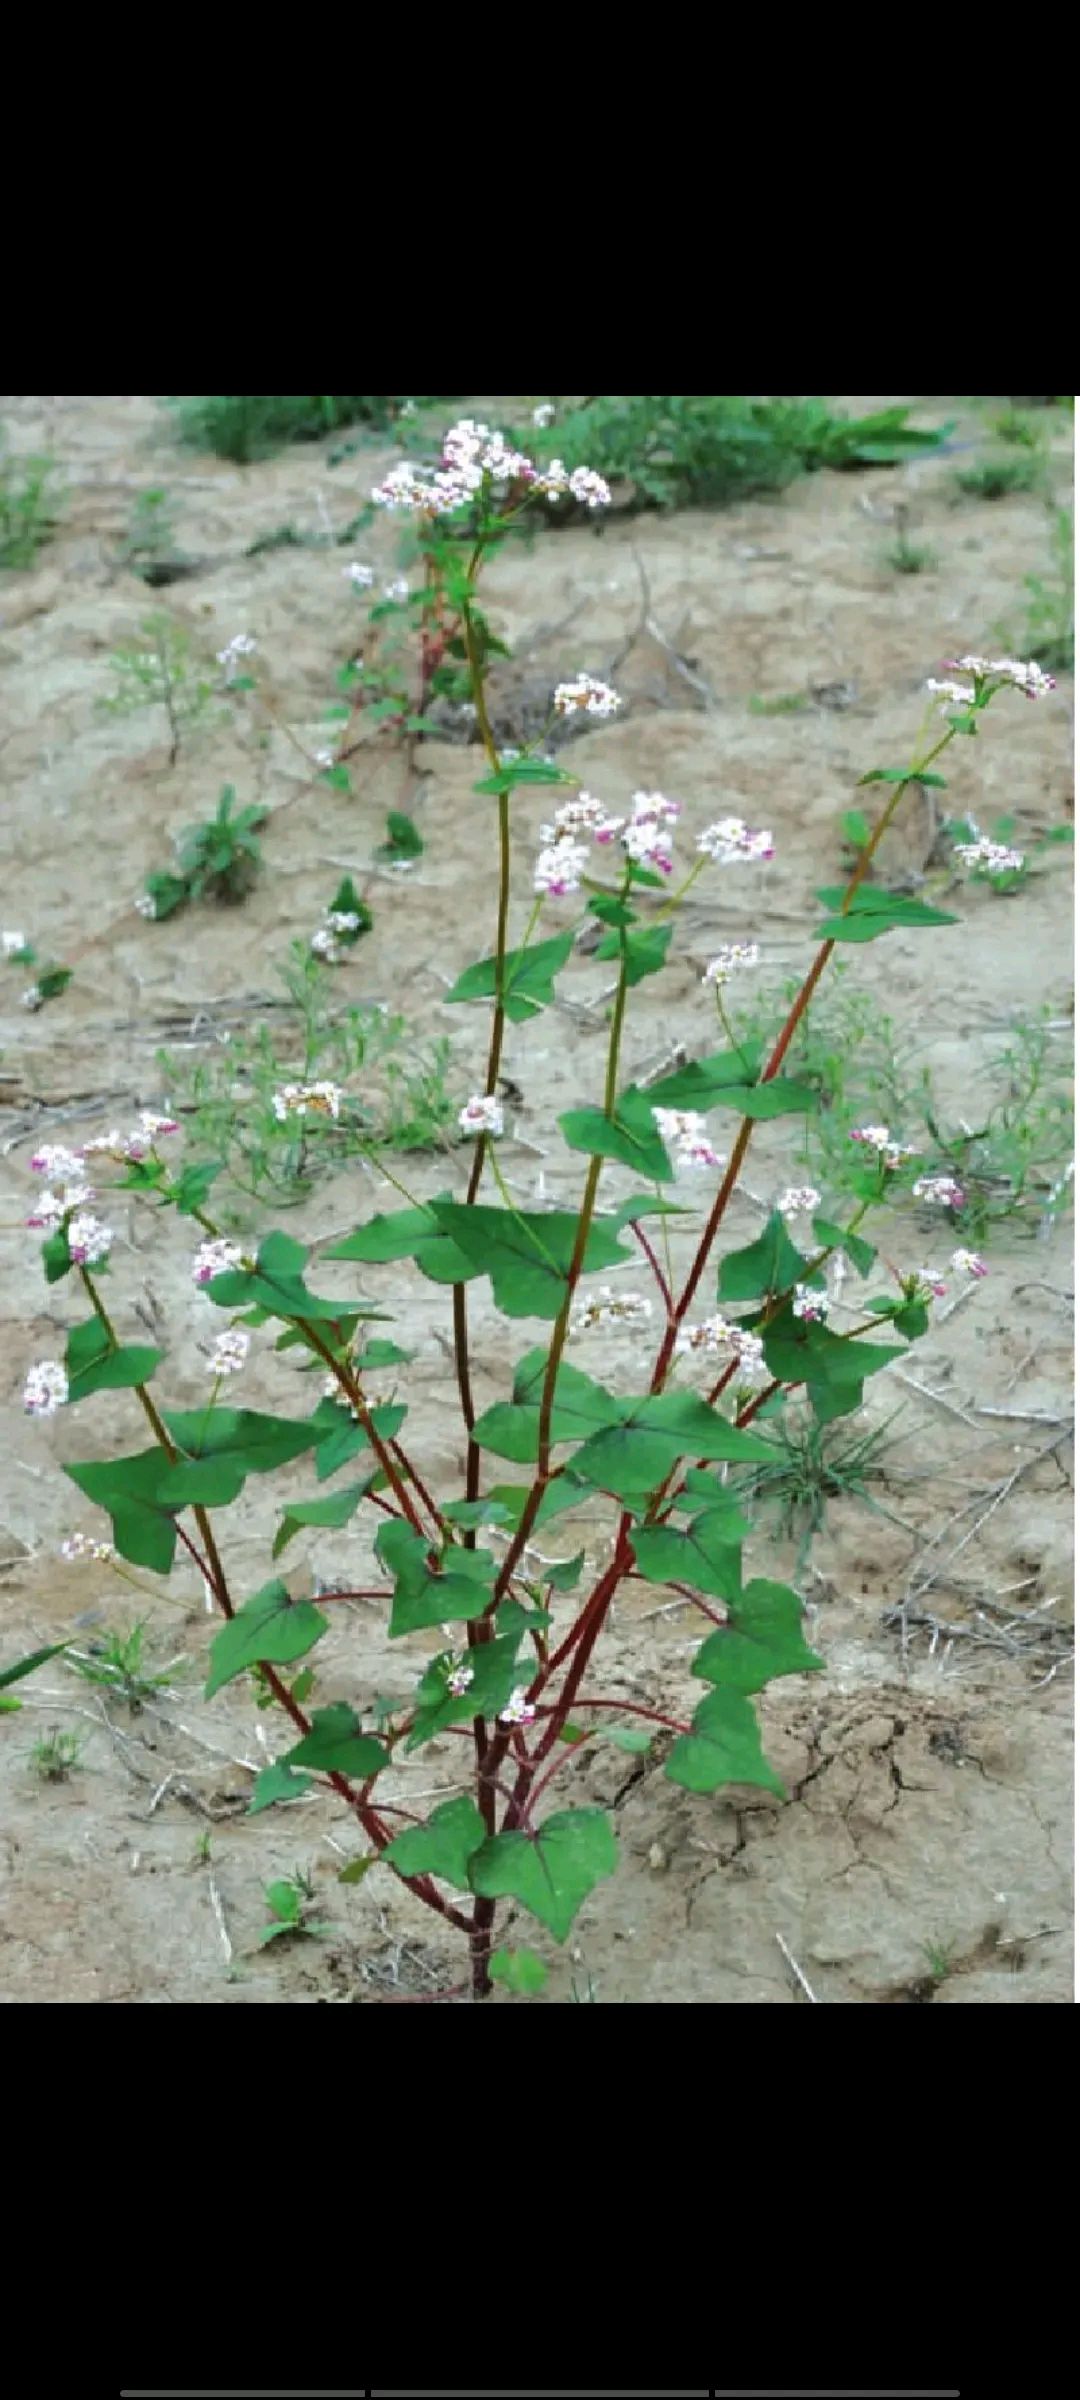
[326,910,362,935]
[927,676,977,711]
[60,1530,115,1563]
[535,836,590,897]
[447,1659,475,1697]
[539,792,625,845]
[568,466,612,509]
[552,673,621,718]
[383,575,410,602]
[792,1284,829,1323]
[674,1313,738,1358]
[217,633,256,683]
[137,1112,179,1141]
[697,817,775,865]
[272,1080,343,1122]
[209,1327,250,1377]
[703,942,760,986]
[22,985,43,1011]
[499,1686,537,1726]
[951,1247,989,1279]
[913,1173,966,1210]
[314,748,334,770]
[344,562,375,590]
[571,1287,653,1335]
[3,929,26,954]
[849,1125,918,1170]
[135,894,157,919]
[67,1212,113,1266]
[24,1361,68,1416]
[987,656,1056,699]
[192,1237,245,1288]
[27,1180,93,1229]
[310,927,341,963]
[29,1143,85,1179]
[458,1093,504,1137]
[779,1185,821,1221]
[954,835,1025,874]
[532,403,556,427]
[652,1107,723,1172]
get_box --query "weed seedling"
[31,1728,85,1781]
[730,1403,905,1576]
[955,454,1042,500]
[258,1868,333,1946]
[67,1620,184,1710]
[0,437,59,567]
[100,615,218,765]
[141,786,268,921]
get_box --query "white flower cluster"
[24,1140,116,1265]
[697,817,775,865]
[652,1108,724,1173]
[81,1112,180,1164]
[621,790,679,876]
[538,793,625,846]
[909,1249,988,1300]
[458,1093,504,1138]
[953,831,1025,875]
[792,1283,829,1323]
[24,1360,69,1417]
[552,672,622,719]
[912,1173,966,1210]
[208,1328,250,1377]
[674,1315,767,1384]
[344,561,375,590]
[372,417,611,520]
[3,929,27,953]
[703,942,760,987]
[779,1185,821,1223]
[499,1686,537,1726]
[217,632,256,683]
[447,1658,475,1697]
[60,1531,116,1564]
[927,677,978,711]
[192,1237,245,1288]
[945,653,1056,700]
[310,907,364,964]
[571,1287,653,1335]
[272,1080,343,1122]
[67,1213,114,1266]
[849,1124,919,1171]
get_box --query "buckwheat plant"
[21,423,1058,2000]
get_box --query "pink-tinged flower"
[568,466,612,509]
[80,1129,127,1160]
[138,1112,179,1141]
[954,834,1025,874]
[29,1143,84,1179]
[652,1107,724,1172]
[987,656,1056,699]
[540,793,625,845]
[272,1080,343,1122]
[67,1212,113,1266]
[698,816,775,865]
[779,1185,821,1221]
[792,1283,829,1323]
[951,1247,988,1279]
[60,1530,115,1563]
[27,1180,93,1229]
[208,1328,250,1377]
[914,1266,949,1298]
[849,1124,918,1170]
[447,1659,475,1698]
[24,1360,68,1416]
[913,1174,966,1210]
[192,1238,244,1287]
[622,819,674,873]
[675,1314,766,1381]
[552,673,621,718]
[535,836,590,897]
[499,1686,537,1726]
[571,1287,653,1335]
[458,1093,504,1138]
[703,942,760,986]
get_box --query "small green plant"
[67,1619,184,1709]
[258,1867,333,1945]
[157,943,455,1211]
[921,1938,955,1986]
[943,808,1074,897]
[377,810,425,865]
[955,453,1042,500]
[730,1401,904,1577]
[989,407,1040,448]
[245,522,312,558]
[914,1010,1074,1242]
[884,518,937,574]
[2,931,73,1011]
[529,396,951,516]
[31,1727,85,1781]
[748,690,810,717]
[100,615,218,765]
[141,786,268,921]
[0,437,59,567]
[169,396,460,465]
[1008,506,1074,673]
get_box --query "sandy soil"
[0,394,1073,2003]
